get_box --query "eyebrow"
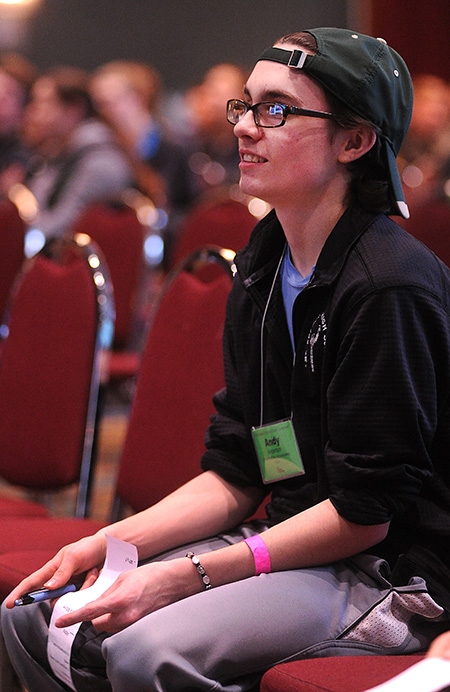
[243,85,302,105]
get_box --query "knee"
[1,599,50,653]
[103,618,199,691]
[1,599,28,661]
[104,623,172,674]
[1,600,24,640]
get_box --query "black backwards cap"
[257,27,413,218]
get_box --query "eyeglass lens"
[227,100,285,127]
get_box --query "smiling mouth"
[241,153,266,163]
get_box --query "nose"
[233,109,260,139]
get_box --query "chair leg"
[0,629,23,692]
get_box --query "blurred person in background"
[184,62,249,199]
[0,52,37,197]
[398,74,450,266]
[22,66,133,239]
[399,73,450,213]
[90,60,195,214]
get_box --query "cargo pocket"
[339,577,446,649]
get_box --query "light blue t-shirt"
[281,249,314,352]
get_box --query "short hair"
[91,60,162,111]
[42,66,95,118]
[0,52,37,102]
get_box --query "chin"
[239,176,264,200]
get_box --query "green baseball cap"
[257,27,413,218]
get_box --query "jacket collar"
[236,206,381,289]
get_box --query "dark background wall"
[2,1,449,96]
[370,0,450,81]
[6,0,349,91]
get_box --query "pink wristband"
[244,534,271,575]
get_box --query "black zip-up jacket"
[201,206,450,612]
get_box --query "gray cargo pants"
[1,525,448,692]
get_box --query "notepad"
[47,534,138,690]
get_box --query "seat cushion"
[0,550,61,590]
[0,496,49,517]
[260,655,425,692]
[0,517,105,554]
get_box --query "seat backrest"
[169,197,255,270]
[0,199,25,321]
[0,234,114,517]
[70,200,145,349]
[111,247,235,518]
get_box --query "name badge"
[251,418,305,484]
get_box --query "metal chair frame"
[0,233,115,518]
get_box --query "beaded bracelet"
[186,551,212,590]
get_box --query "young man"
[0,53,37,196]
[22,66,132,239]
[2,27,450,692]
[90,60,195,213]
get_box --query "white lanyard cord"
[258,245,287,427]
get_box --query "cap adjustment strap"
[258,47,307,69]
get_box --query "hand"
[5,533,107,609]
[427,631,450,660]
[54,557,195,634]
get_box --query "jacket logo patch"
[304,313,327,373]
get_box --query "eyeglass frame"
[226,98,339,129]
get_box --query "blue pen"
[14,583,81,606]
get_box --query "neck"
[277,202,346,276]
[123,112,155,148]
[275,189,348,276]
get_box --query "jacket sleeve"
[325,283,450,525]
[201,280,267,490]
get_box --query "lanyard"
[258,245,287,427]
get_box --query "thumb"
[44,563,77,589]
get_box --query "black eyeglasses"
[226,98,338,129]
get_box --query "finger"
[55,607,93,628]
[80,568,99,590]
[89,599,142,634]
[6,558,64,608]
[44,560,81,589]
[44,536,106,590]
[6,537,106,609]
[427,632,450,659]
[90,613,123,634]
[48,569,99,610]
[54,578,126,629]
[54,593,110,629]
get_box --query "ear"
[337,126,377,164]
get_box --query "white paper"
[364,657,450,692]
[47,535,138,690]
